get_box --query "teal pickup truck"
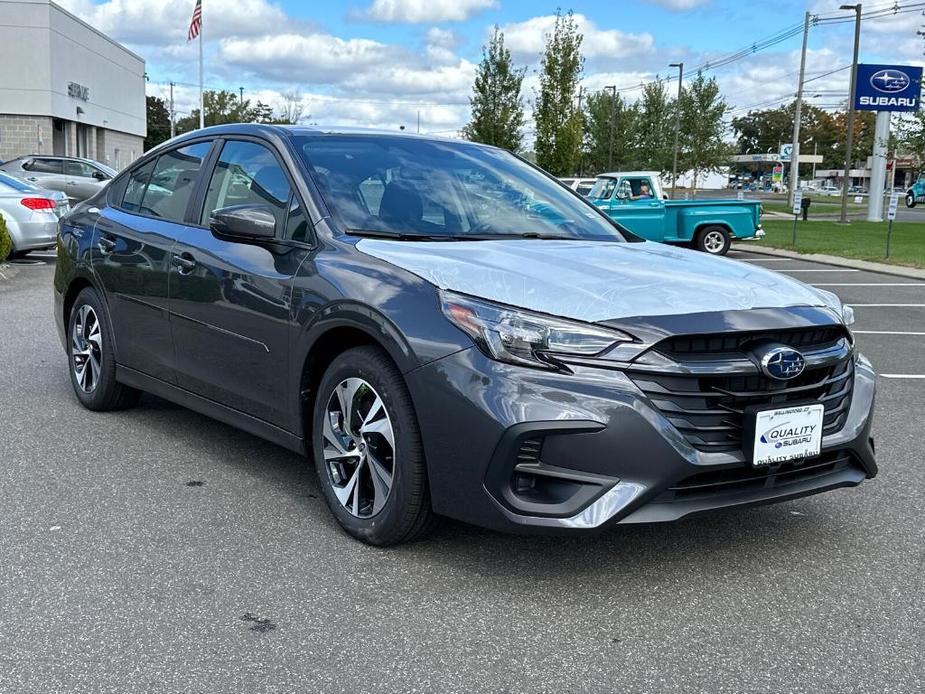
[905,173,925,208]
[586,171,764,255]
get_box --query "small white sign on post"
[792,189,803,216]
[853,196,864,204]
[737,190,744,201]
[888,192,900,221]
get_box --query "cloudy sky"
[58,0,925,139]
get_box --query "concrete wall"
[97,129,144,171]
[0,0,145,138]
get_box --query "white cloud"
[645,0,709,9]
[218,33,401,84]
[500,13,655,67]
[356,0,496,23]
[55,0,289,46]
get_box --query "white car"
[559,177,597,196]
[820,185,841,196]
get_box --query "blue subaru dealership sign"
[854,64,921,112]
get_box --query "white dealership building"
[0,0,146,168]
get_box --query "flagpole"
[198,1,204,130]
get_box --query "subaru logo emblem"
[870,69,910,94]
[760,347,806,380]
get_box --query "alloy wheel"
[322,377,396,518]
[71,304,102,393]
[703,230,726,253]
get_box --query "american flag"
[187,0,202,41]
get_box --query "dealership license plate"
[751,404,824,467]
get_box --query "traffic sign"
[888,192,900,221]
[792,189,803,216]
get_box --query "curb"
[731,244,925,281]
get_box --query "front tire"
[695,226,731,255]
[67,287,141,411]
[312,345,434,546]
[907,192,917,209]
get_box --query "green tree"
[896,111,925,167]
[463,27,526,151]
[678,72,730,190]
[583,90,639,173]
[176,90,277,133]
[534,9,584,176]
[144,96,171,151]
[635,79,675,173]
[731,103,795,155]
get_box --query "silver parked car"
[0,155,115,204]
[0,172,69,257]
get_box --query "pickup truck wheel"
[695,226,731,255]
[907,192,917,209]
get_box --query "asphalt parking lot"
[1,250,923,693]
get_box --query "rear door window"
[139,142,212,223]
[121,159,157,213]
[66,161,96,178]
[24,158,63,174]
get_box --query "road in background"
[1,252,922,692]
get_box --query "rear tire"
[695,226,731,255]
[312,345,434,546]
[907,192,917,209]
[67,287,141,411]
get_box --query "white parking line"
[880,374,925,379]
[737,258,800,263]
[853,330,925,336]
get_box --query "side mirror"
[210,204,277,240]
[615,181,632,200]
[92,171,108,181]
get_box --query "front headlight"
[815,288,855,326]
[440,290,632,370]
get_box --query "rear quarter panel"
[669,201,761,241]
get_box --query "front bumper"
[407,348,876,534]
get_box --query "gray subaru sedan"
[53,125,876,545]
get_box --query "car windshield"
[295,135,627,241]
[0,171,39,193]
[588,177,617,200]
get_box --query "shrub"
[0,215,11,262]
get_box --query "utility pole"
[669,62,684,199]
[605,85,617,171]
[839,3,862,224]
[789,12,811,207]
[576,85,583,176]
[169,81,176,138]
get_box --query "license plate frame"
[744,403,825,468]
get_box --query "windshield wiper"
[346,228,576,242]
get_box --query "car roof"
[596,171,662,179]
[164,123,472,146]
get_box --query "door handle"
[26,177,38,182]
[172,252,197,274]
[97,236,116,254]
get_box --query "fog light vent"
[517,437,543,464]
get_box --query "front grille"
[653,449,859,503]
[629,334,854,454]
[657,326,847,361]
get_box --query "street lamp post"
[669,62,683,199]
[606,85,617,171]
[839,3,862,224]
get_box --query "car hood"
[356,238,842,322]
